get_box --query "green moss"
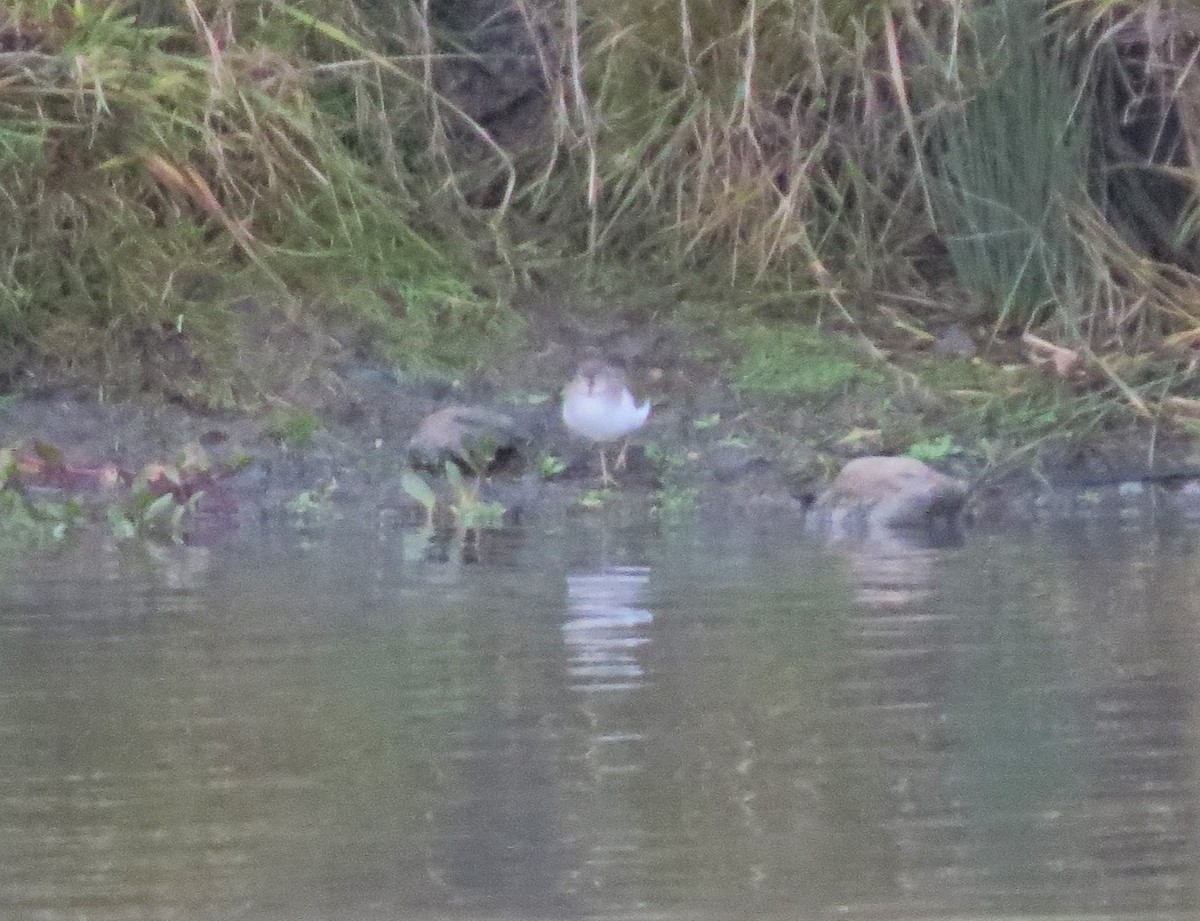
[733,326,883,401]
[910,357,1000,392]
[264,409,323,447]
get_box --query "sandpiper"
[562,359,651,485]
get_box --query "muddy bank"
[6,333,1200,545]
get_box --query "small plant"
[445,462,505,529]
[399,463,505,530]
[400,470,438,526]
[647,442,700,520]
[653,485,700,519]
[285,480,339,524]
[693,413,721,431]
[1,493,79,547]
[0,448,80,548]
[578,488,613,510]
[537,453,567,478]
[906,434,962,463]
[265,409,323,448]
[107,473,202,543]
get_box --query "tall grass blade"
[933,0,1089,329]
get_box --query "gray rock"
[809,456,968,533]
[933,322,977,358]
[706,444,771,483]
[407,405,523,471]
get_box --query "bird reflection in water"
[562,563,654,904]
[562,565,653,692]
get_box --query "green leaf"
[106,507,137,540]
[444,461,465,493]
[169,501,189,536]
[400,471,436,511]
[276,3,373,56]
[142,492,178,523]
[0,447,14,490]
[906,434,959,463]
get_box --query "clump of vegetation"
[536,452,567,479]
[645,442,701,520]
[888,355,1118,470]
[444,461,505,528]
[265,409,323,447]
[400,463,505,531]
[106,461,209,543]
[906,434,963,464]
[549,0,917,292]
[0,441,220,548]
[400,471,437,527]
[0,0,507,400]
[0,447,79,549]
[284,480,339,527]
[933,0,1089,328]
[577,487,613,511]
[106,486,198,543]
[504,0,1200,431]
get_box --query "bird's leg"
[598,448,617,487]
[613,438,630,472]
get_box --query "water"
[0,514,1197,920]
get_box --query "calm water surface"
[1,512,1197,921]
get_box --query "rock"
[705,444,771,483]
[809,456,968,533]
[407,405,523,471]
[933,322,977,358]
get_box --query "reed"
[932,0,1089,328]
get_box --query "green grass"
[897,356,1120,470]
[732,326,884,401]
[264,409,323,447]
[0,0,511,398]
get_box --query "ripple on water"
[0,521,1197,919]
